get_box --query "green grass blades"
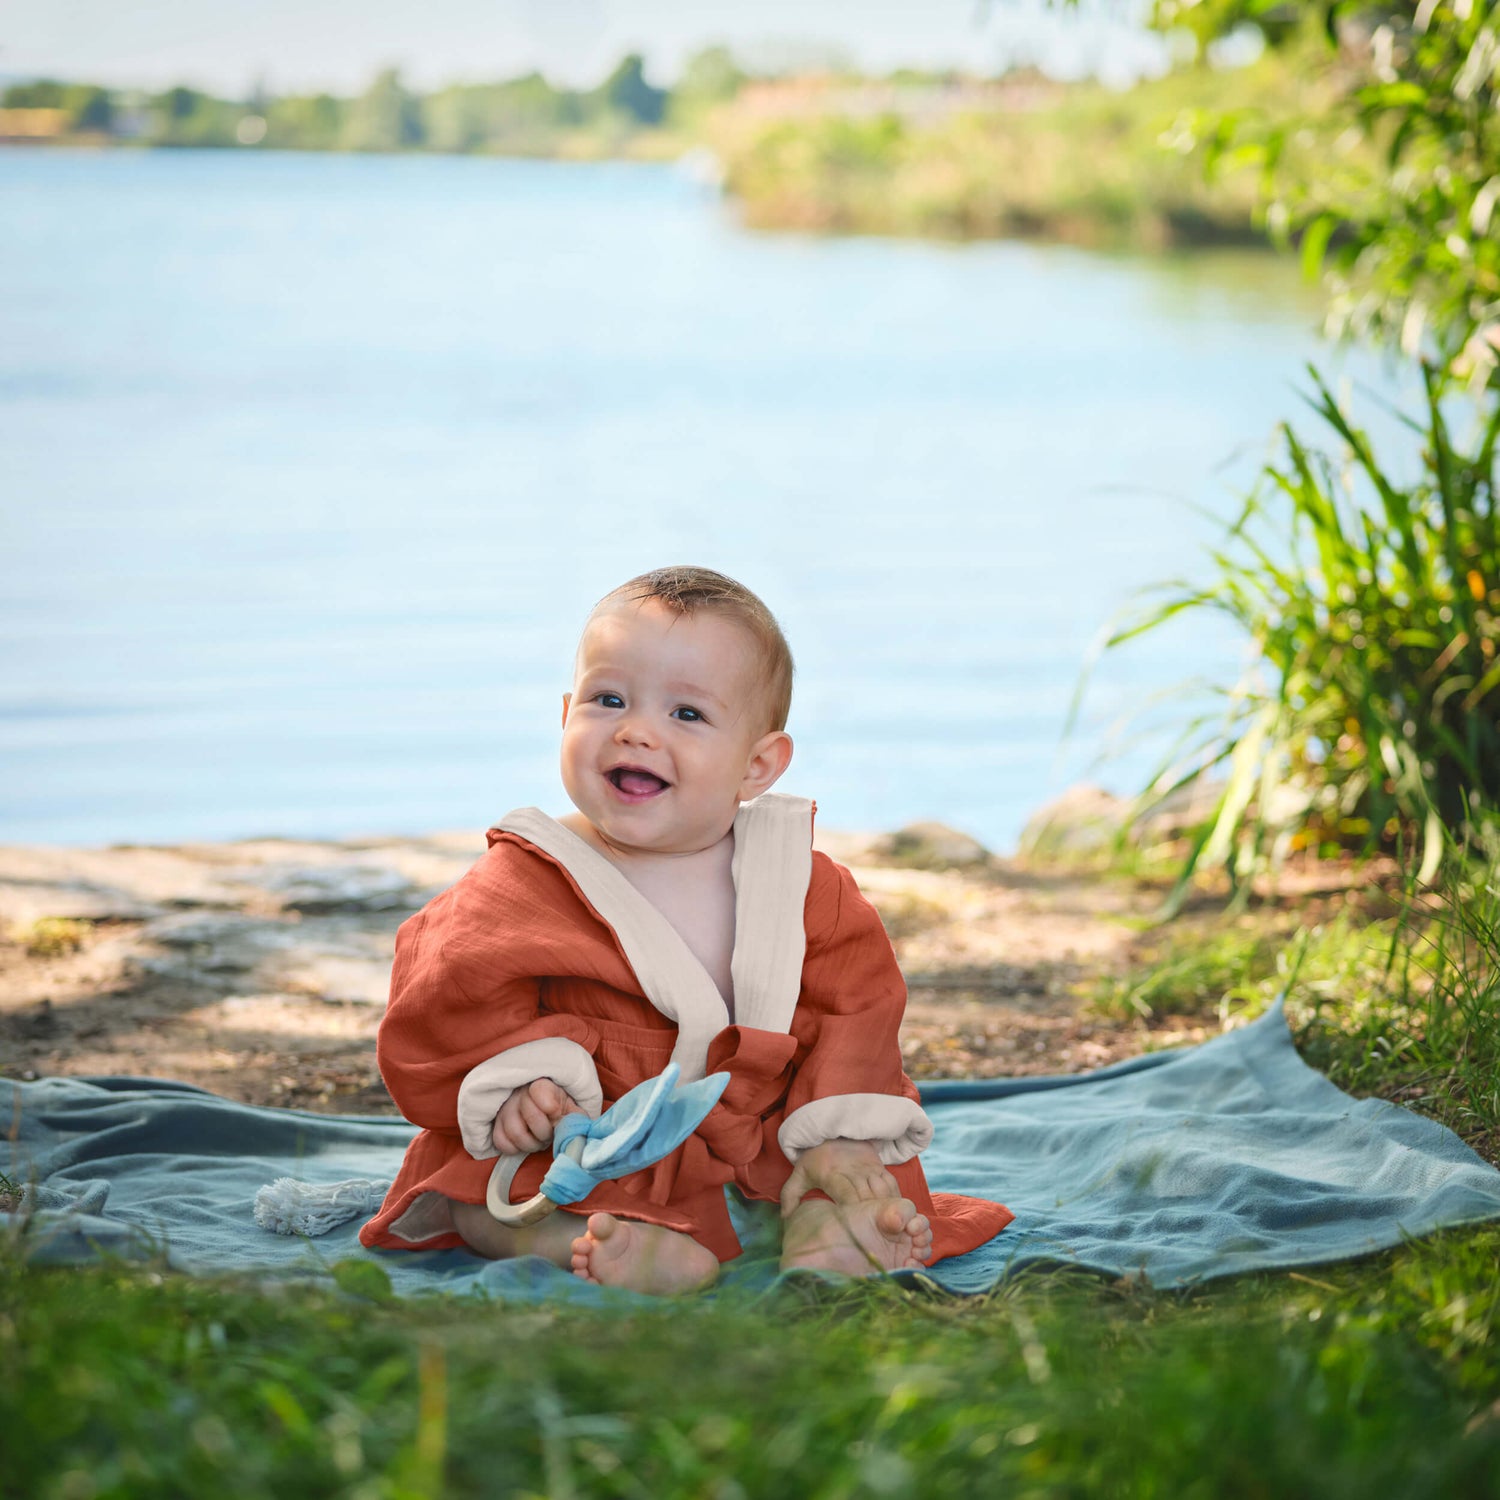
[1296,844,1500,1157]
[11,858,1500,1496]
[5,1240,1500,1499]
[1094,845,1500,1158]
[1091,913,1387,1025]
[1110,364,1500,903]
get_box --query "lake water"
[1,147,1393,850]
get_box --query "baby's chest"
[620,868,738,1006]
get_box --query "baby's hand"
[780,1138,899,1216]
[491,1078,582,1155]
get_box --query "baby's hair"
[597,566,795,732]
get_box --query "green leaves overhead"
[1151,2,1500,377]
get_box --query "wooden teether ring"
[485,1133,587,1227]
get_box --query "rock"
[276,950,393,1006]
[811,829,885,865]
[874,822,992,871]
[143,912,268,954]
[234,863,421,915]
[0,845,249,925]
[1131,777,1226,839]
[1018,786,1129,860]
[0,836,473,932]
[137,911,396,1004]
[1020,778,1230,859]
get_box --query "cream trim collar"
[494,793,814,1081]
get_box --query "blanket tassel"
[254,1177,387,1237]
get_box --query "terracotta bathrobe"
[360,793,1013,1264]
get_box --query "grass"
[1090,896,1399,1024]
[4,1232,1500,1500]
[1093,920,1297,1021]
[1295,857,1500,1159]
[8,857,1500,1496]
[1094,846,1500,1158]
[8,916,92,959]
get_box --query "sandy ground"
[0,825,1294,1115]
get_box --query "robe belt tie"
[705,1026,800,1109]
[698,1117,762,1166]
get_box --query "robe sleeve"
[377,843,607,1161]
[775,855,933,1166]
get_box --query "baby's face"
[560,598,787,857]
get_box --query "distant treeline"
[0,48,747,154]
[709,54,1306,251]
[1,47,1309,255]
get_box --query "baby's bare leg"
[450,1200,584,1266]
[780,1196,934,1277]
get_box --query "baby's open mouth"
[607,766,670,797]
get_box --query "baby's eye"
[594,692,625,709]
[672,705,706,723]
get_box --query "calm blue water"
[1,147,1390,850]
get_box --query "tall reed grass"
[1113,365,1500,901]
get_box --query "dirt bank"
[0,825,1273,1114]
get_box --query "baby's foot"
[780,1197,934,1277]
[570,1212,719,1296]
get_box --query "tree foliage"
[342,69,424,153]
[669,45,747,125]
[264,93,344,152]
[6,53,696,155]
[597,53,668,125]
[1158,2,1500,378]
[147,86,240,147]
[3,78,113,132]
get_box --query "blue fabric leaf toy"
[491,1063,731,1226]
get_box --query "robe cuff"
[777,1094,934,1166]
[456,1038,604,1159]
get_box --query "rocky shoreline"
[0,818,1213,1113]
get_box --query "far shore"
[3,50,1313,255]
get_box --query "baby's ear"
[741,730,794,800]
[561,692,572,728]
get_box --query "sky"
[0,0,1171,96]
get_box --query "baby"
[359,567,1011,1293]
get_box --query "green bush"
[1114,364,1500,897]
[715,60,1292,248]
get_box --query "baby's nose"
[614,712,659,746]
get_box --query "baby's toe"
[875,1198,919,1237]
[907,1213,933,1261]
[570,1235,596,1281]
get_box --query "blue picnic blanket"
[6,1002,1500,1301]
